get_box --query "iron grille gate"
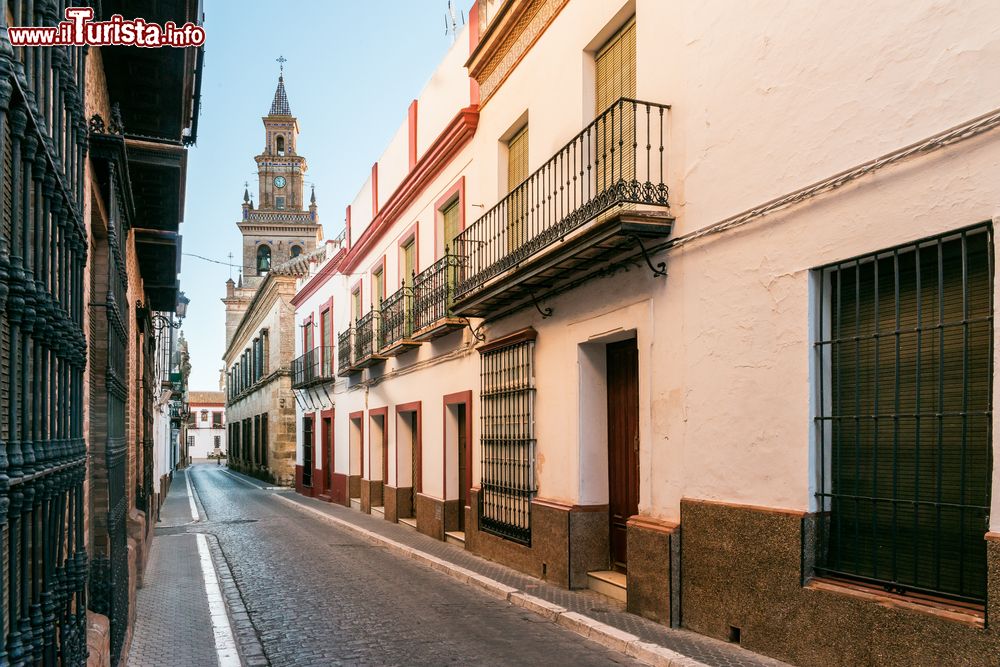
[0,13,91,664]
[87,161,131,664]
[813,224,993,604]
[479,333,536,544]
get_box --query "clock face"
[273,176,286,189]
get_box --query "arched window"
[257,245,272,273]
[290,245,302,258]
[276,136,285,155]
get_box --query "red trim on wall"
[306,411,317,496]
[350,280,362,319]
[349,410,364,479]
[319,300,332,369]
[369,407,389,483]
[395,401,422,494]
[434,176,466,259]
[290,247,346,307]
[408,100,418,170]
[370,255,387,307]
[302,314,314,352]
[321,407,335,486]
[468,1,481,105]
[341,106,479,275]
[371,162,379,217]
[443,391,473,502]
[345,204,352,249]
[397,222,420,285]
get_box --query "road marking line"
[185,470,200,522]
[196,532,241,667]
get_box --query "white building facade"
[292,2,1000,664]
[188,392,226,459]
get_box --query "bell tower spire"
[255,57,305,213]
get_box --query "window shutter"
[595,18,636,115]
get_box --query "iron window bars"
[453,98,669,299]
[379,284,414,348]
[813,223,993,604]
[291,346,336,388]
[479,334,537,544]
[337,328,354,375]
[354,310,380,363]
[413,252,465,332]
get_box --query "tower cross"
[276,55,287,73]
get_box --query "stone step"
[371,505,385,517]
[349,498,361,511]
[398,516,417,529]
[586,570,627,603]
[445,531,465,546]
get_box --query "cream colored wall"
[296,0,1000,531]
[378,122,410,210]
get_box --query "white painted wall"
[295,0,1000,533]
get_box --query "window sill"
[805,577,985,629]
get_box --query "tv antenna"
[445,1,465,42]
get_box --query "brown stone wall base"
[443,499,462,532]
[330,472,349,506]
[348,474,361,500]
[681,498,1000,667]
[360,479,383,513]
[626,515,677,625]
[86,611,111,667]
[415,493,445,540]
[385,485,411,523]
[465,490,607,589]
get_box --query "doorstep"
[349,498,361,511]
[371,505,385,517]
[587,570,627,603]
[398,516,417,530]
[445,530,465,546]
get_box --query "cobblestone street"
[181,465,650,666]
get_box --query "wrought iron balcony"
[452,98,673,320]
[337,329,358,377]
[412,253,466,341]
[354,310,387,368]
[378,286,422,356]
[292,346,337,389]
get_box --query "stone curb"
[270,491,709,667]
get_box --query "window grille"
[479,331,537,544]
[813,224,993,604]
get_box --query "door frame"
[606,337,639,572]
[395,401,422,493]
[369,406,389,484]
[321,407,334,493]
[443,391,473,505]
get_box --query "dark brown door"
[302,416,314,488]
[457,404,467,531]
[323,417,332,490]
[607,339,639,572]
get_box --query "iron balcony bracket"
[529,290,553,319]
[466,319,487,342]
[630,234,667,278]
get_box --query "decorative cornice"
[291,248,347,307]
[223,272,297,362]
[340,105,479,274]
[465,0,568,106]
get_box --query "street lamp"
[137,291,190,333]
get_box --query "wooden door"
[323,416,332,490]
[607,339,639,572]
[457,403,467,531]
[302,416,314,488]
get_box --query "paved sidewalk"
[223,467,788,667]
[127,470,238,667]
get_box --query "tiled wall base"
[681,498,1000,667]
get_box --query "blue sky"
[180,1,458,389]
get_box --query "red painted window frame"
[368,406,389,483]
[349,410,364,481]
[443,391,473,503]
[395,401,422,495]
[398,222,419,287]
[434,176,466,259]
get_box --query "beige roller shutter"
[507,125,529,251]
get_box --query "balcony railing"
[378,286,422,356]
[412,253,466,340]
[337,329,356,376]
[453,98,670,300]
[292,346,336,388]
[353,310,386,368]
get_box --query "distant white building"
[187,391,226,459]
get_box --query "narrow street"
[179,465,644,666]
